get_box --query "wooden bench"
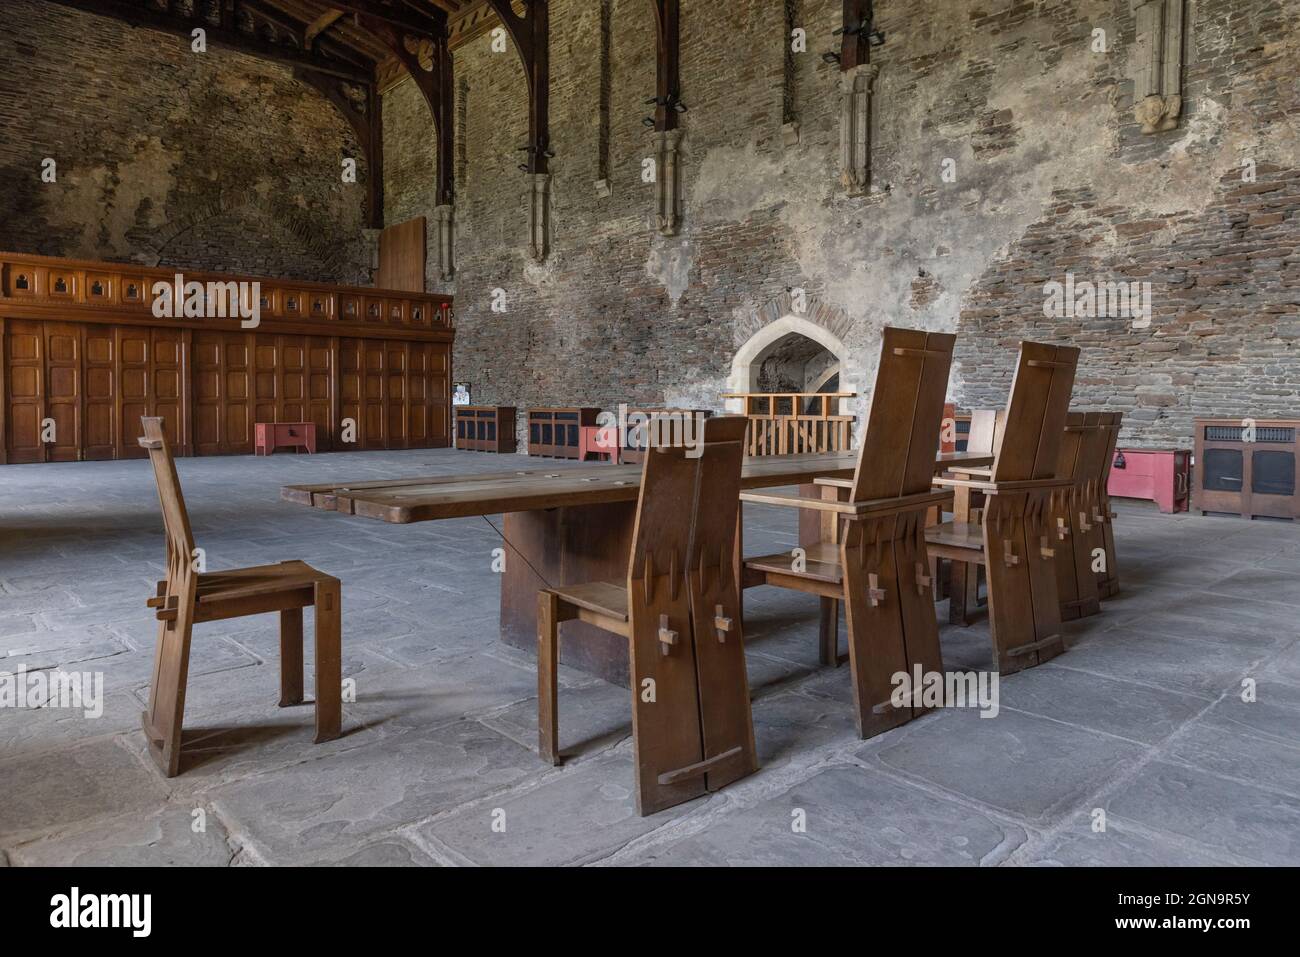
[138,416,341,776]
[925,342,1079,675]
[741,328,956,739]
[537,415,757,816]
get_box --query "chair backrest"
[849,327,955,502]
[685,415,749,586]
[989,342,1080,483]
[1098,411,1124,486]
[626,420,708,588]
[139,416,197,589]
[1056,411,1089,485]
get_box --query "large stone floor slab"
[3,449,1299,866]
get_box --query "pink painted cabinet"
[1108,447,1190,513]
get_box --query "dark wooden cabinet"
[527,407,599,459]
[456,406,516,452]
[1,253,453,462]
[1194,417,1299,520]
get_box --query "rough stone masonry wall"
[0,0,372,283]
[385,0,1299,448]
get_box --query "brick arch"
[727,293,857,408]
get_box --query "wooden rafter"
[484,0,549,175]
[43,0,375,83]
[838,0,880,71]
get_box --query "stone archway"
[726,313,854,413]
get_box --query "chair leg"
[818,597,840,667]
[538,591,561,766]
[279,607,305,707]
[312,580,342,743]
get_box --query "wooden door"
[82,325,116,460]
[306,336,333,450]
[152,329,185,451]
[222,333,252,454]
[362,339,385,450]
[118,326,153,458]
[338,338,362,451]
[385,340,409,449]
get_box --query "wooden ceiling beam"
[44,0,374,83]
[648,0,681,133]
[304,8,346,48]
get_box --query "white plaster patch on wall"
[645,234,694,303]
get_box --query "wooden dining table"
[282,450,994,684]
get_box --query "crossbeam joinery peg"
[1039,534,1055,559]
[658,614,678,656]
[713,604,733,643]
[914,562,932,595]
[1002,540,1020,567]
[867,572,886,607]
[1056,516,1069,539]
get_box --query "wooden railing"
[723,392,855,456]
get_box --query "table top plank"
[281,451,994,524]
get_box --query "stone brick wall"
[382,0,1298,448]
[0,0,372,283]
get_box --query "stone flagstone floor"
[1,448,1298,866]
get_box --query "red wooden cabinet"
[1108,447,1190,513]
[255,421,316,455]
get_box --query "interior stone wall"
[383,0,1299,447]
[0,0,373,283]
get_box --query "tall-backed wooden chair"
[138,417,341,777]
[926,343,1079,674]
[537,415,756,816]
[1096,412,1123,598]
[1054,412,1103,621]
[944,409,1001,624]
[740,328,956,739]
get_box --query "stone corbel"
[530,174,551,261]
[655,129,683,237]
[839,63,878,194]
[1133,0,1185,134]
[434,204,455,281]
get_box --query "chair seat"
[745,542,843,584]
[195,560,332,604]
[925,521,985,551]
[551,580,629,622]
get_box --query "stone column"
[434,204,455,281]
[654,129,683,237]
[530,173,551,261]
[839,63,879,194]
[1133,0,1185,134]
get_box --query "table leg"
[499,502,637,686]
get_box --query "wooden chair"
[1096,412,1123,598]
[944,409,1001,624]
[740,328,956,739]
[1054,413,1104,621]
[926,343,1079,675]
[138,416,342,777]
[537,415,756,816]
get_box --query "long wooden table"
[282,450,993,683]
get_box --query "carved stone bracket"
[1133,0,1185,134]
[434,204,455,281]
[654,130,683,237]
[530,174,551,261]
[839,63,878,194]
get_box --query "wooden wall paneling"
[82,323,116,460]
[386,339,409,449]
[362,338,386,450]
[223,333,253,454]
[338,337,362,452]
[408,340,430,447]
[153,328,185,452]
[117,325,152,459]
[192,332,223,456]
[0,317,6,464]
[254,333,280,428]
[376,217,427,292]
[307,336,334,451]
[430,342,449,447]
[43,322,82,461]
[5,319,44,463]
